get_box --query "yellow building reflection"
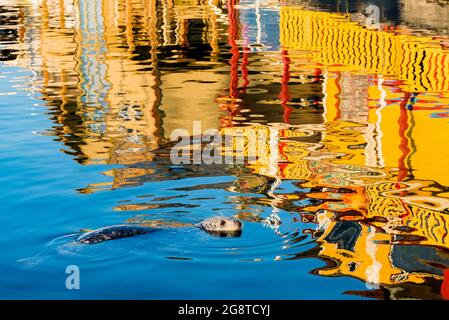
[7,0,230,190]
[221,6,449,294]
[281,7,449,187]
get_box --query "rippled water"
[1,0,449,299]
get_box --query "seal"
[76,216,242,244]
[196,216,242,237]
[76,225,154,244]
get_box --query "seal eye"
[220,220,226,226]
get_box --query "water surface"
[1,0,449,299]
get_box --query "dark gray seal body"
[76,216,242,244]
[76,225,155,244]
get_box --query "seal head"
[197,216,242,237]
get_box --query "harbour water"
[1,0,449,299]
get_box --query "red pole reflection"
[241,46,250,92]
[397,92,411,182]
[334,72,342,121]
[218,0,241,128]
[280,49,292,123]
[227,0,239,99]
[441,269,449,300]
